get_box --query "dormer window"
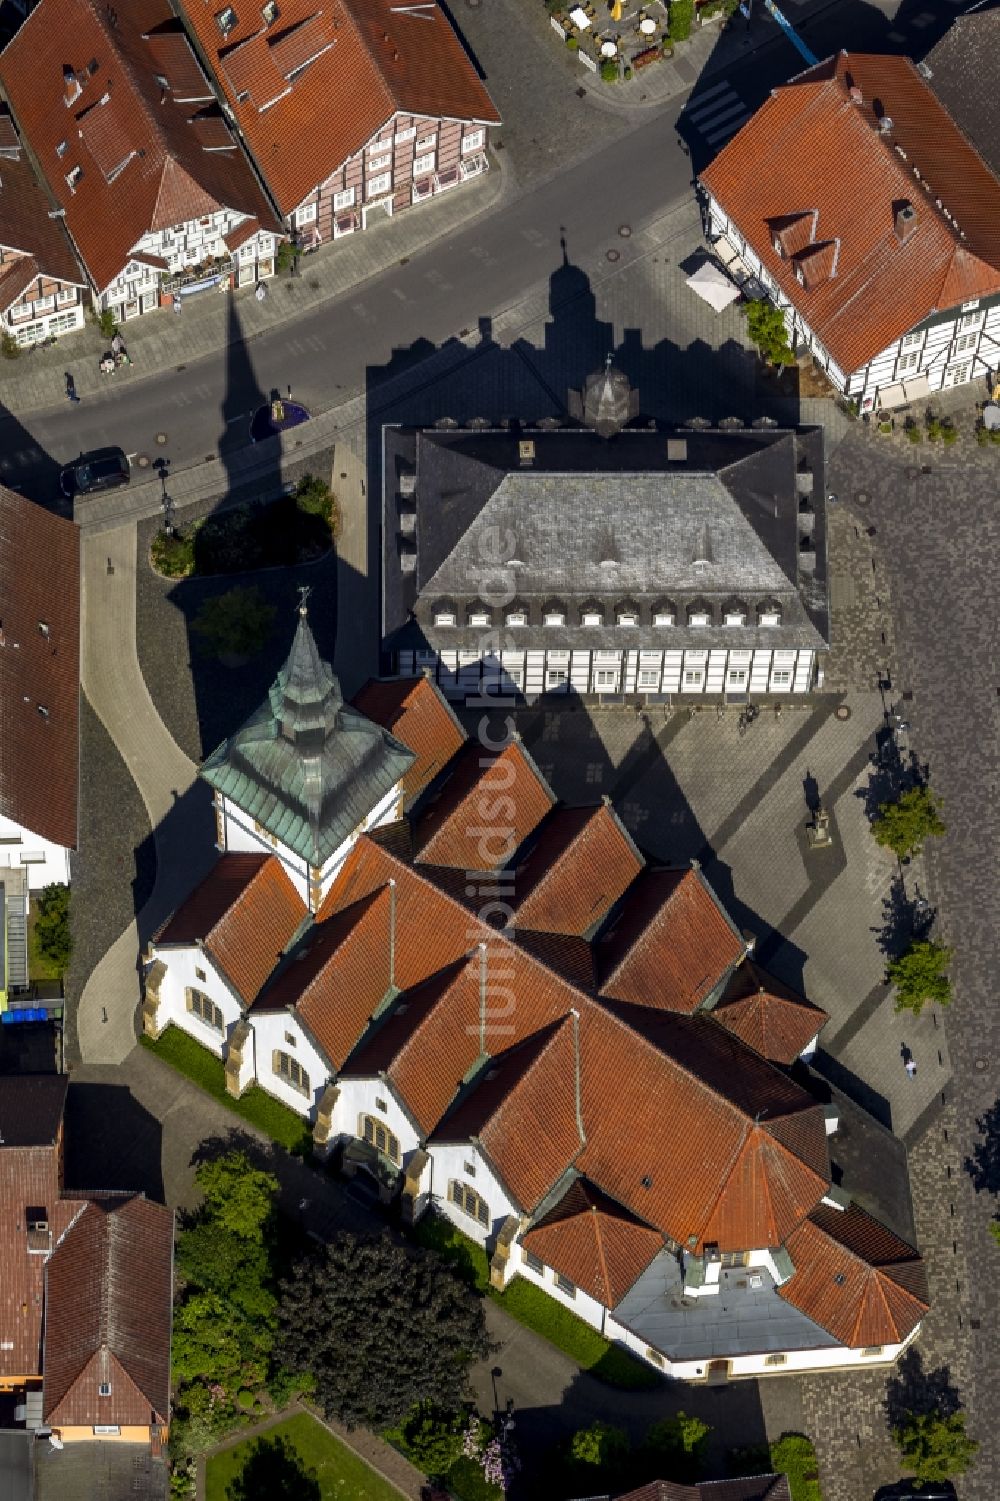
[723,600,747,627]
[617,610,638,627]
[467,607,490,628]
[506,608,527,628]
[544,610,565,627]
[758,604,782,627]
[653,610,674,627]
[65,165,83,191]
[434,610,456,628]
[581,604,603,627]
[795,264,806,286]
[773,236,784,257]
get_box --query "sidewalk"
[0,164,506,415]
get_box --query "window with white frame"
[546,667,567,688]
[582,610,602,627]
[506,609,527,627]
[638,667,660,688]
[413,152,435,176]
[617,610,637,627]
[367,172,391,198]
[764,1353,787,1366]
[684,667,703,686]
[728,667,747,686]
[896,350,920,375]
[462,128,484,153]
[544,610,565,627]
[395,126,416,144]
[273,1050,309,1094]
[688,610,710,627]
[943,361,971,387]
[449,1179,489,1226]
[334,187,355,210]
[653,610,674,627]
[416,133,436,151]
[595,668,618,689]
[186,988,223,1032]
[553,1270,576,1297]
[771,669,792,686]
[724,609,746,626]
[34,295,55,313]
[861,1345,884,1357]
[434,609,456,627]
[952,331,978,355]
[961,297,980,312]
[958,311,983,331]
[56,287,78,306]
[368,152,391,172]
[46,310,80,335]
[360,1113,400,1164]
[900,330,923,350]
[524,1248,544,1274]
[468,609,490,628]
[295,201,318,227]
[759,608,781,627]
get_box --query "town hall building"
[144,602,928,1385]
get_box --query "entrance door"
[706,1360,730,1386]
[362,198,392,229]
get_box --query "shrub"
[276,239,301,273]
[743,299,795,366]
[97,308,118,339]
[570,1421,630,1469]
[624,64,633,78]
[976,424,989,445]
[392,1402,466,1478]
[1,330,19,359]
[192,586,276,659]
[906,421,922,443]
[600,58,618,81]
[991,427,1000,445]
[151,526,196,578]
[770,1433,822,1501]
[566,34,578,49]
[236,1390,255,1411]
[942,422,958,445]
[643,1412,712,1484]
[293,473,341,538]
[33,884,72,970]
[925,414,942,441]
[892,1409,978,1486]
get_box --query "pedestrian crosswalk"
[681,79,750,150]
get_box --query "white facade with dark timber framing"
[700,50,1000,413]
[380,365,829,702]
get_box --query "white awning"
[876,382,907,410]
[569,5,591,25]
[686,261,740,312]
[902,373,930,402]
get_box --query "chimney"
[849,85,862,104]
[894,200,917,243]
[878,115,894,135]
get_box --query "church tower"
[201,593,415,910]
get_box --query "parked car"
[59,446,130,498]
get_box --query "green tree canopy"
[872,784,945,861]
[643,1412,712,1484]
[888,939,953,1016]
[570,1421,630,1468]
[33,883,72,968]
[195,1152,279,1241]
[743,299,795,366]
[278,1232,490,1429]
[193,586,276,659]
[226,1435,321,1501]
[893,1409,979,1485]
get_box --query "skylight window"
[215,5,238,36]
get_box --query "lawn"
[414,1213,660,1391]
[206,1412,402,1501]
[141,1025,313,1155]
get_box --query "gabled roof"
[432,1018,584,1212]
[412,740,554,870]
[257,885,393,1068]
[522,1178,665,1308]
[713,958,828,1063]
[598,867,746,1014]
[43,1196,173,1427]
[173,0,500,217]
[155,852,306,1004]
[779,1201,929,1347]
[0,0,278,293]
[201,606,415,867]
[701,50,1000,374]
[510,802,644,937]
[620,1479,791,1501]
[352,675,466,807]
[0,489,80,852]
[0,111,83,287]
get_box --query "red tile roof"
[155,853,306,1003]
[701,51,1000,375]
[43,1196,174,1427]
[0,112,84,287]
[352,676,465,806]
[0,490,80,851]
[511,803,644,937]
[621,1481,791,1501]
[0,1147,78,1380]
[173,0,500,217]
[598,867,745,1014]
[433,1019,584,1212]
[413,740,554,871]
[779,1202,928,1347]
[0,0,279,293]
[522,1179,665,1307]
[258,885,394,1067]
[713,959,828,1063]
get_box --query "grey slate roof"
[201,605,415,866]
[924,14,1000,177]
[383,423,828,656]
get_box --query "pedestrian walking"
[905,1058,917,1079]
[173,294,182,315]
[64,372,80,403]
[255,281,267,302]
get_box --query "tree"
[888,939,953,1016]
[277,1232,490,1429]
[742,299,795,366]
[643,1412,712,1484]
[893,1410,978,1485]
[194,1152,279,1241]
[227,1435,321,1501]
[768,1434,822,1501]
[990,1220,1000,1249]
[395,1402,466,1478]
[872,784,945,861]
[33,883,72,969]
[570,1421,630,1469]
[193,586,276,659]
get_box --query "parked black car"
[59,446,130,498]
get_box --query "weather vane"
[297,584,312,615]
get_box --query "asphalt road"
[0,0,930,493]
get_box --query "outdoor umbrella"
[686,261,741,312]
